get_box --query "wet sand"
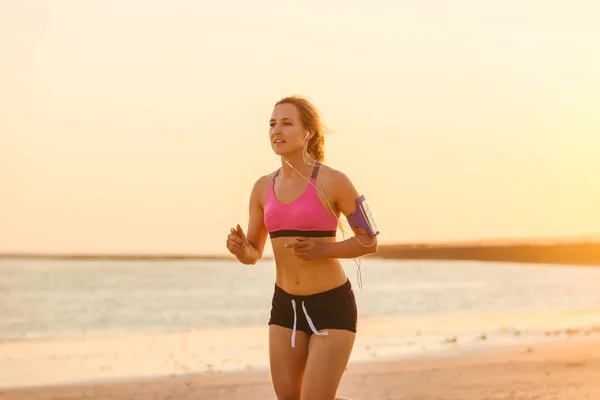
[3,335,599,400]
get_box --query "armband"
[345,195,380,238]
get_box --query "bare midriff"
[271,236,347,295]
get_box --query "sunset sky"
[2,1,599,256]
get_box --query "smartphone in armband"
[346,195,380,238]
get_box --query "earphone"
[280,130,377,289]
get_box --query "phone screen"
[359,200,379,235]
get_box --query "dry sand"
[2,335,599,400]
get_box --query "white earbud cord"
[280,134,377,289]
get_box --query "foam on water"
[2,309,600,389]
[1,258,600,388]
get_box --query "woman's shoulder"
[250,170,278,192]
[318,163,355,189]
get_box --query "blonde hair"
[274,95,327,162]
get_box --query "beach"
[5,0,600,397]
[2,258,600,399]
[3,333,600,400]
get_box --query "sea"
[1,257,600,389]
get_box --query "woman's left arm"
[286,169,379,260]
[318,170,379,259]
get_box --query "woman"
[226,95,379,400]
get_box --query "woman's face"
[269,103,308,157]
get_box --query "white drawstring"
[290,299,329,348]
[291,299,298,348]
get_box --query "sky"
[1,0,599,256]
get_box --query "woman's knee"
[269,326,310,400]
[271,368,305,400]
[274,389,301,400]
[271,368,304,399]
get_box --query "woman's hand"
[285,237,324,260]
[226,224,249,256]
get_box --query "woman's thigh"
[300,329,356,400]
[269,325,311,400]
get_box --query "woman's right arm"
[232,176,270,265]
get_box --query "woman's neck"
[280,151,315,179]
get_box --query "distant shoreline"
[0,253,273,262]
[2,241,600,266]
[369,241,600,266]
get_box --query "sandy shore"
[3,334,600,400]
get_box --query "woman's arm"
[319,170,379,259]
[229,176,270,265]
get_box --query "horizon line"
[2,236,600,261]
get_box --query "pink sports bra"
[263,162,338,239]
